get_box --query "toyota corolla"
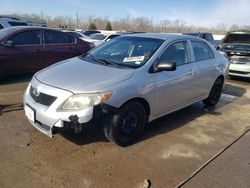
[24,33,228,146]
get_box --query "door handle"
[68,47,73,50]
[187,70,195,75]
[34,49,41,53]
[213,64,219,69]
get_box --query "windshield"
[90,33,106,40]
[80,36,164,69]
[223,33,250,50]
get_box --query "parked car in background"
[103,34,121,42]
[183,32,216,46]
[84,33,121,46]
[83,33,107,45]
[0,26,94,78]
[24,33,228,146]
[0,16,28,29]
[221,30,250,78]
[213,34,225,50]
[62,30,90,41]
[82,30,101,36]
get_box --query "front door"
[154,41,196,116]
[0,29,43,74]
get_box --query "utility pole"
[76,12,79,29]
[40,10,43,19]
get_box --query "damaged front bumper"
[23,78,116,137]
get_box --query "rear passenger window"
[160,41,189,66]
[192,41,214,61]
[44,31,75,44]
[9,30,41,45]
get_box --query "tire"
[103,102,147,147]
[228,75,235,80]
[203,78,223,106]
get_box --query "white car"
[84,33,121,46]
[222,30,250,78]
[0,17,28,29]
[62,30,90,41]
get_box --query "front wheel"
[203,78,223,106]
[103,102,147,147]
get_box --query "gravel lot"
[0,75,249,188]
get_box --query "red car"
[0,26,94,78]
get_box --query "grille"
[229,70,249,75]
[30,86,57,106]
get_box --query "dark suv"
[0,26,94,78]
[183,32,215,45]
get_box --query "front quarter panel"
[103,68,155,116]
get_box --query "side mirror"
[153,61,176,72]
[2,40,14,47]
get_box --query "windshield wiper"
[81,53,106,65]
[95,58,124,68]
[81,53,128,69]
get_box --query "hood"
[35,57,134,93]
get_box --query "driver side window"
[160,41,189,66]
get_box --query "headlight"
[61,92,112,110]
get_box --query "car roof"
[0,26,70,41]
[0,26,63,34]
[123,32,197,41]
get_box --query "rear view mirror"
[2,40,14,47]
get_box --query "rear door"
[190,41,217,99]
[43,30,79,64]
[0,29,43,74]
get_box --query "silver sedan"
[24,33,229,146]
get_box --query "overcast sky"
[0,0,250,27]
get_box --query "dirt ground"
[0,75,249,188]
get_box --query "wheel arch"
[120,97,151,117]
[217,75,224,83]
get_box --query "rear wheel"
[103,102,146,147]
[203,78,223,106]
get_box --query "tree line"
[7,12,250,34]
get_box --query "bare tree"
[5,12,237,35]
[160,19,171,33]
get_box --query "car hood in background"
[35,57,134,93]
[83,38,101,43]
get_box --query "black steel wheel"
[103,102,146,147]
[203,78,223,106]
